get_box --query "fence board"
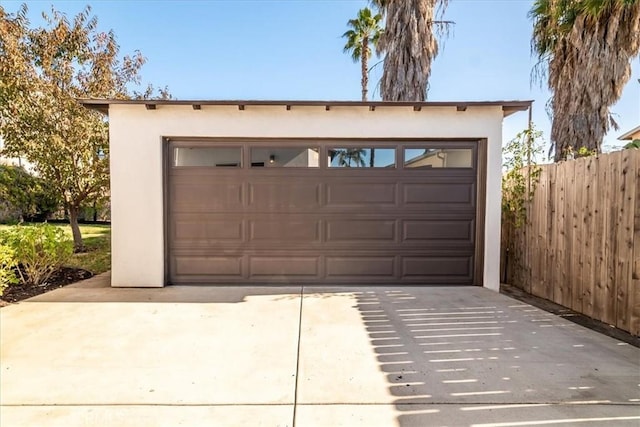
[631,151,640,336]
[593,154,608,322]
[502,149,640,335]
[582,157,600,317]
[600,153,618,324]
[616,150,634,332]
[532,165,547,297]
[546,164,556,301]
[540,165,550,296]
[572,158,585,313]
[566,159,578,311]
[555,163,568,306]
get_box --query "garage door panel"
[326,220,396,242]
[402,256,473,278]
[326,257,395,277]
[174,256,243,276]
[326,183,396,206]
[403,183,474,205]
[172,183,244,212]
[249,257,319,277]
[402,219,474,242]
[249,182,320,209]
[174,220,243,242]
[250,219,320,242]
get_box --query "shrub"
[0,244,18,296]
[502,127,544,228]
[0,224,73,286]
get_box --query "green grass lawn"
[0,223,111,274]
[66,224,111,274]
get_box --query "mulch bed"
[0,267,93,306]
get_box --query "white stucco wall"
[108,104,504,290]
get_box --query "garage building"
[81,100,531,290]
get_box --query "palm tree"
[531,0,640,161]
[342,7,383,102]
[372,0,451,101]
[334,149,367,167]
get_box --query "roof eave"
[618,125,640,141]
[78,99,533,118]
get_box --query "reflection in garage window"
[251,147,319,167]
[404,148,473,168]
[174,147,241,167]
[328,148,395,168]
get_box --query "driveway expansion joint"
[291,285,305,427]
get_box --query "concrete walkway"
[1,274,638,427]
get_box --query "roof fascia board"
[78,99,533,118]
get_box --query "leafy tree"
[0,164,59,222]
[0,5,159,250]
[530,0,640,162]
[343,7,383,102]
[372,0,452,101]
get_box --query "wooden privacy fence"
[501,149,640,336]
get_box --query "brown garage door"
[167,140,480,285]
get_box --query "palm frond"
[529,0,640,160]
[342,7,384,100]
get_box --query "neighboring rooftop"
[78,99,533,118]
[618,125,640,141]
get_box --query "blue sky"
[4,0,640,158]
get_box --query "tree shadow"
[352,287,640,426]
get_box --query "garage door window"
[251,147,319,168]
[404,148,473,169]
[328,148,395,168]
[174,147,242,167]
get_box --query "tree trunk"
[379,0,445,102]
[361,38,369,102]
[68,205,85,252]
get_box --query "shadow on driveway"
[351,287,640,426]
[4,275,640,426]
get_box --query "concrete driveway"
[1,274,638,427]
